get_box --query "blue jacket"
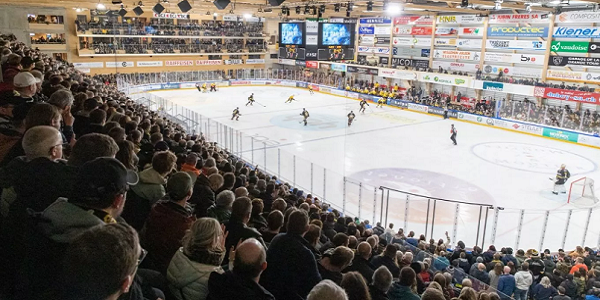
[388,283,421,300]
[434,256,450,271]
[497,274,516,299]
[532,284,557,300]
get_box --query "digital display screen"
[321,23,353,46]
[279,23,304,45]
[145,26,157,34]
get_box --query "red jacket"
[141,200,196,275]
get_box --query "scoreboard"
[318,46,355,61]
[278,45,306,60]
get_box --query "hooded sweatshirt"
[130,167,166,205]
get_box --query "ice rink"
[152,86,600,249]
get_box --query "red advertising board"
[393,16,433,25]
[535,87,600,104]
[411,27,433,35]
[305,61,319,68]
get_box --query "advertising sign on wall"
[374,26,392,35]
[375,37,391,45]
[331,63,347,72]
[546,69,600,83]
[379,68,418,80]
[360,17,392,24]
[488,13,549,24]
[553,27,600,38]
[459,27,484,36]
[393,15,433,25]
[411,27,433,35]
[359,36,375,45]
[550,41,591,53]
[456,39,483,48]
[196,60,222,65]
[393,47,428,57]
[482,65,543,78]
[437,15,485,24]
[165,60,194,67]
[487,26,549,37]
[432,61,479,73]
[482,82,504,91]
[535,87,600,104]
[435,27,458,36]
[346,66,379,75]
[136,61,163,67]
[305,61,319,68]
[542,128,579,142]
[433,50,479,60]
[420,73,471,86]
[435,38,457,46]
[557,11,600,23]
[358,26,375,34]
[245,59,266,64]
[153,12,189,19]
[484,53,544,65]
[358,46,390,55]
[392,37,432,46]
[73,62,104,68]
[548,56,600,67]
[106,61,134,68]
[486,40,546,50]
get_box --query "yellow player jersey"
[288,96,294,100]
[211,83,216,87]
[346,85,351,90]
[202,83,207,88]
[374,82,380,88]
[393,85,399,91]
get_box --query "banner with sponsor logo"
[106,61,134,68]
[196,60,222,66]
[331,63,346,72]
[153,12,189,19]
[484,53,544,65]
[277,58,296,66]
[393,16,433,25]
[379,68,418,80]
[432,61,479,73]
[73,62,104,68]
[358,46,390,55]
[346,66,379,75]
[437,15,485,24]
[488,13,549,24]
[435,27,458,36]
[553,27,600,38]
[459,27,484,36]
[360,17,392,24]
[375,36,391,45]
[546,69,600,83]
[358,26,375,34]
[578,134,600,148]
[359,36,375,45]
[165,60,194,67]
[374,26,391,35]
[393,47,429,57]
[549,41,590,53]
[557,11,600,23]
[246,59,265,64]
[427,106,459,118]
[306,61,319,68]
[393,26,412,35]
[482,81,504,91]
[482,65,542,78]
[433,50,479,60]
[456,39,483,48]
[224,59,243,65]
[488,26,549,37]
[390,58,429,68]
[486,40,546,50]
[136,61,163,67]
[411,27,433,35]
[420,73,471,86]
[535,87,600,104]
[295,60,306,67]
[408,103,429,113]
[392,37,431,46]
[435,38,457,46]
[548,56,600,67]
[543,128,579,142]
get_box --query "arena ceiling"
[8,0,599,16]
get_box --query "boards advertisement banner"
[375,37,391,45]
[393,16,433,25]
[557,11,600,23]
[553,27,600,38]
[549,41,591,53]
[358,26,375,34]
[379,68,418,80]
[487,26,549,37]
[488,13,550,24]
[433,50,479,60]
[482,65,542,78]
[459,27,484,36]
[546,69,600,83]
[393,47,427,57]
[548,56,600,67]
[359,36,374,45]
[305,61,319,68]
[542,128,579,142]
[392,37,432,46]
[73,62,104,68]
[486,40,546,50]
[411,27,433,35]
[432,61,479,73]
[196,60,222,65]
[390,58,429,68]
[346,66,379,75]
[358,46,390,55]
[482,81,504,91]
[456,39,483,48]
[535,87,600,104]
[136,61,163,67]
[331,63,346,72]
[374,26,392,35]
[360,18,392,24]
[420,73,471,86]
[245,59,265,64]
[435,27,458,36]
[435,38,457,46]
[106,61,134,68]
[484,53,544,65]
[436,15,485,24]
[165,60,194,67]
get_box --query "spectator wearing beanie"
[122,150,176,231]
[141,172,196,275]
[79,108,106,136]
[207,189,233,224]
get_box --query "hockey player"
[347,111,356,126]
[231,107,241,121]
[359,99,369,113]
[201,83,207,93]
[308,85,314,95]
[210,82,217,92]
[195,83,201,92]
[286,95,296,103]
[450,124,457,145]
[376,97,386,108]
[552,164,570,195]
[246,93,255,106]
[301,108,309,126]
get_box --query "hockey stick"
[254,101,266,107]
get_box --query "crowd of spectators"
[1,30,600,300]
[83,38,266,54]
[76,19,266,37]
[27,15,64,24]
[30,36,66,44]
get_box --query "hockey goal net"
[568,177,599,206]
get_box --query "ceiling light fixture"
[386,3,402,15]
[97,2,107,9]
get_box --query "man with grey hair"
[307,279,348,300]
[207,238,274,300]
[207,190,234,224]
[47,89,75,143]
[370,266,393,300]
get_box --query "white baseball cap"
[13,72,41,88]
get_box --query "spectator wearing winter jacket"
[515,263,534,300]
[472,263,491,285]
[502,248,518,267]
[560,274,579,300]
[498,266,516,300]
[532,277,557,300]
[554,286,572,300]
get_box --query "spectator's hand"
[62,105,74,126]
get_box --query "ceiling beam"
[403,3,482,13]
